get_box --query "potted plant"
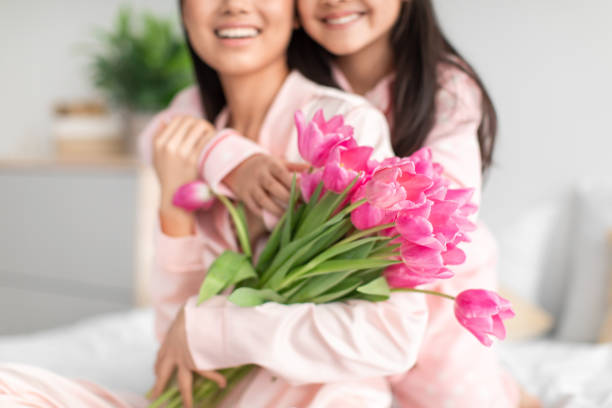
[89,7,193,152]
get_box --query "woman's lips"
[214,26,260,39]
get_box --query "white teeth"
[216,27,259,39]
[325,13,361,25]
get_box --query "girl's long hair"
[179,0,496,172]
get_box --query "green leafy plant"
[89,7,193,112]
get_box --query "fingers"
[177,367,194,408]
[254,188,284,216]
[197,369,227,389]
[189,134,212,167]
[270,162,293,189]
[179,122,208,157]
[155,116,187,147]
[243,194,262,218]
[284,161,310,173]
[151,358,175,399]
[263,175,291,203]
[166,119,198,153]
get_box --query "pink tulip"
[349,184,396,230]
[365,161,432,211]
[454,289,515,347]
[323,145,373,193]
[295,109,356,167]
[300,169,325,202]
[399,242,454,280]
[172,181,215,211]
[384,263,438,288]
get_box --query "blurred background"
[0,0,611,346]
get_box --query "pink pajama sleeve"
[138,86,265,199]
[183,292,428,385]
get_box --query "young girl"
[0,0,428,407]
[292,1,541,407]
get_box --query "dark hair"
[388,1,497,172]
[179,0,496,173]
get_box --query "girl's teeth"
[216,27,259,39]
[325,13,361,25]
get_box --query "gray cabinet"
[0,160,143,334]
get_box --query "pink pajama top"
[139,70,429,407]
[332,66,521,407]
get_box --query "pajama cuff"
[154,221,207,273]
[184,296,232,370]
[198,129,266,198]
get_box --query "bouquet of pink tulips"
[150,110,515,407]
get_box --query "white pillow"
[496,199,572,318]
[556,181,612,342]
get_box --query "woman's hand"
[153,115,216,236]
[224,154,309,217]
[153,115,216,206]
[150,307,227,408]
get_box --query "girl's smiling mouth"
[321,11,367,27]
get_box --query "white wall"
[0,0,178,155]
[434,0,612,232]
[2,0,611,234]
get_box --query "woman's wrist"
[159,196,197,237]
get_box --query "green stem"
[147,385,179,408]
[216,194,252,257]
[204,365,256,407]
[339,222,395,244]
[392,287,456,301]
[369,243,401,258]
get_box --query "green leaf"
[295,176,359,239]
[335,240,377,260]
[196,251,256,305]
[278,279,309,299]
[289,270,355,303]
[255,212,287,274]
[286,236,384,285]
[216,195,251,257]
[310,277,363,304]
[228,288,286,307]
[297,258,400,281]
[262,220,352,289]
[281,175,298,248]
[297,180,323,226]
[357,276,390,297]
[264,220,352,290]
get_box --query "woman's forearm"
[159,193,197,237]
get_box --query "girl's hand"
[153,115,216,210]
[150,308,226,408]
[224,154,309,217]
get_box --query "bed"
[1,307,612,408]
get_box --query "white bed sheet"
[0,308,157,396]
[1,309,612,408]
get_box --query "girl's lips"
[321,11,366,28]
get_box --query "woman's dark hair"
[179,0,496,173]
[178,1,335,121]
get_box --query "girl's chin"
[322,41,368,57]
